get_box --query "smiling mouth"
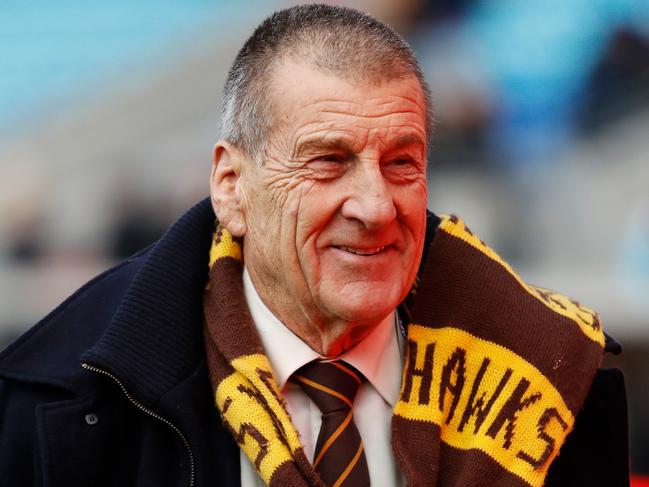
[337,246,386,256]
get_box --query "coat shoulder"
[546,367,630,486]
[0,247,150,386]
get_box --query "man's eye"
[383,156,423,181]
[317,154,343,163]
[306,155,347,179]
[386,156,417,168]
[307,154,346,169]
[391,158,411,166]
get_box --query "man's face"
[230,60,428,347]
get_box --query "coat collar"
[81,198,216,408]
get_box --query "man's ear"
[210,140,247,237]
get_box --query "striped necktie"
[293,360,371,487]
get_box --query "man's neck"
[242,266,384,357]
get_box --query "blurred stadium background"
[1,0,648,476]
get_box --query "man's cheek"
[277,190,305,279]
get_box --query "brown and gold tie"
[293,360,371,487]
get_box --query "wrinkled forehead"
[265,59,427,143]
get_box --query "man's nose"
[340,163,396,230]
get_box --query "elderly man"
[0,4,628,487]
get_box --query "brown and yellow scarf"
[202,215,604,487]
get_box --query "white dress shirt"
[240,267,405,487]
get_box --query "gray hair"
[219,3,433,163]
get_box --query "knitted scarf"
[202,215,604,487]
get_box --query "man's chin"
[320,289,400,328]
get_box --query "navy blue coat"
[0,199,629,486]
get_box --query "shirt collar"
[339,309,403,407]
[242,266,402,407]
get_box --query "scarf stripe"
[203,228,323,486]
[409,218,603,413]
[438,216,603,346]
[391,216,603,486]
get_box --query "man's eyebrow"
[389,134,426,150]
[293,133,425,158]
[293,137,356,158]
